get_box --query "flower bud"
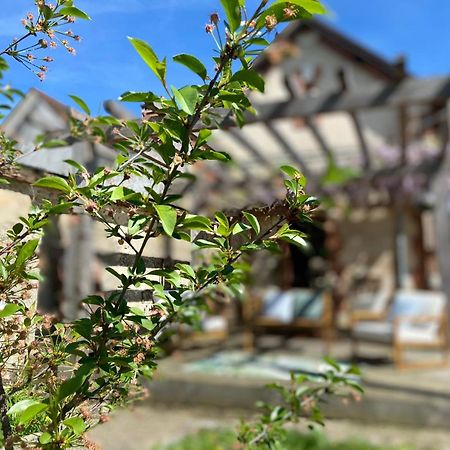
[265,15,277,31]
[210,12,219,24]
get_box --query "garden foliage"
[0,1,361,448]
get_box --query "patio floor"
[147,335,450,427]
[89,335,450,449]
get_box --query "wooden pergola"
[205,74,450,319]
[2,74,450,324]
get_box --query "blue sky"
[1,1,449,115]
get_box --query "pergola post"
[432,100,450,330]
[393,106,410,289]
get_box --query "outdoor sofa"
[351,289,449,369]
[243,287,334,354]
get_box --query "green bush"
[159,428,417,450]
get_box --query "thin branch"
[0,372,13,450]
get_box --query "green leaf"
[196,129,212,148]
[154,205,177,236]
[273,0,326,14]
[243,212,260,235]
[280,165,300,179]
[34,176,71,193]
[232,222,251,235]
[59,6,91,20]
[8,399,36,415]
[42,139,68,149]
[0,261,7,280]
[197,150,231,162]
[182,215,212,232]
[64,159,86,172]
[230,69,265,93]
[0,303,21,318]
[57,364,93,401]
[194,239,219,249]
[39,432,52,444]
[19,403,48,424]
[279,232,308,249]
[175,263,196,280]
[324,356,341,372]
[322,158,360,186]
[16,239,39,268]
[220,0,241,32]
[8,400,48,424]
[119,91,159,103]
[346,379,365,393]
[171,86,198,115]
[173,54,207,81]
[216,212,230,237]
[110,186,133,202]
[69,95,90,115]
[128,37,166,82]
[257,2,313,27]
[63,417,86,435]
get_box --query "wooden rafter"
[215,77,450,129]
[264,121,314,178]
[399,106,408,165]
[349,111,371,170]
[304,116,332,159]
[227,128,273,167]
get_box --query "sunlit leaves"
[173,54,207,81]
[16,239,39,269]
[273,0,326,15]
[231,69,265,93]
[58,6,91,20]
[220,0,242,32]
[8,399,48,425]
[69,94,90,115]
[118,91,160,103]
[0,1,328,447]
[171,85,199,115]
[243,212,260,235]
[63,417,86,435]
[154,204,177,236]
[182,215,212,232]
[128,37,167,83]
[34,176,72,193]
[273,224,309,249]
[321,158,360,186]
[0,303,21,318]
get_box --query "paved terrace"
[90,337,450,449]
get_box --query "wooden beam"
[104,289,154,302]
[97,253,187,268]
[264,122,314,178]
[349,111,371,170]
[432,100,450,331]
[215,76,450,129]
[304,117,332,159]
[399,106,408,165]
[227,129,273,167]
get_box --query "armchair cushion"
[261,288,326,323]
[352,290,447,345]
[352,321,393,344]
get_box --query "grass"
[159,428,418,450]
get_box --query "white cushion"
[261,288,295,323]
[352,321,393,344]
[397,320,440,344]
[202,315,227,332]
[390,290,446,319]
